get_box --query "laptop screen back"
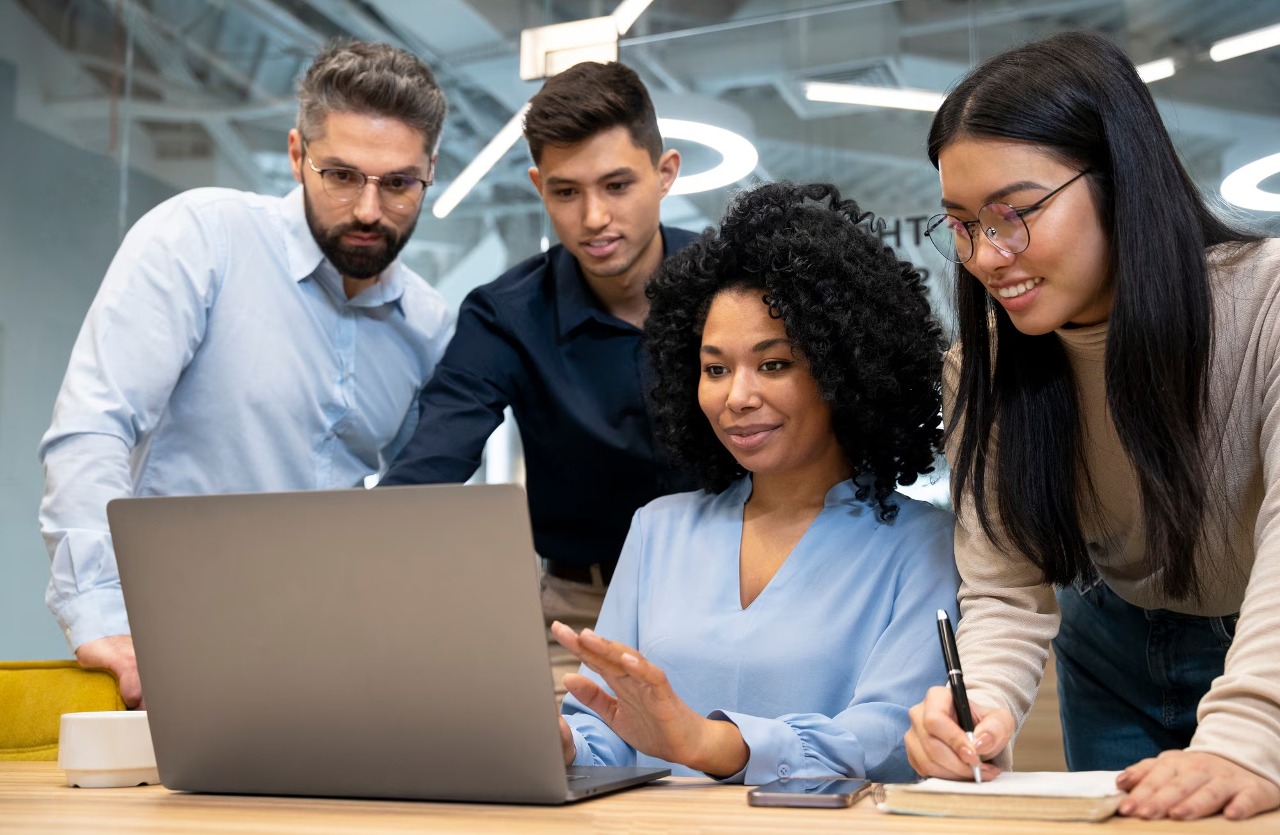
[110,483,573,803]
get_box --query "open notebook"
[877,771,1125,822]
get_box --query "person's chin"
[335,254,392,280]
[575,248,632,278]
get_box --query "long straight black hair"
[931,30,1256,601]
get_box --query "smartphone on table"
[746,776,874,808]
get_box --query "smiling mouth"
[582,238,620,255]
[995,277,1042,299]
[726,426,779,449]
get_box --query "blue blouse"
[562,477,959,784]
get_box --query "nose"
[352,180,384,226]
[968,231,1016,282]
[725,369,761,413]
[582,191,611,231]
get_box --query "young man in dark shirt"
[381,62,697,695]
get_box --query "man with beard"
[380,62,697,698]
[37,40,452,708]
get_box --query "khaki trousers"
[539,565,607,703]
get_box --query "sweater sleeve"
[1188,246,1280,788]
[942,347,1062,770]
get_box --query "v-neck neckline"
[729,477,856,612]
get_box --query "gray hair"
[296,39,447,152]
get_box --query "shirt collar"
[280,185,408,311]
[555,224,676,338]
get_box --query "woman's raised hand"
[552,621,749,776]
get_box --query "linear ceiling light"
[431,103,530,219]
[804,81,944,112]
[1210,22,1280,62]
[660,118,758,195]
[1220,151,1280,211]
[1135,57,1176,82]
[612,0,653,35]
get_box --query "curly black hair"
[645,181,945,521]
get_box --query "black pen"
[936,609,982,783]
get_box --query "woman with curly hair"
[550,181,960,783]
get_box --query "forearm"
[1186,543,1280,788]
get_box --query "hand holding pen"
[902,611,1013,782]
[936,609,981,783]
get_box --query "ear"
[528,165,544,194]
[656,149,681,198]
[427,152,438,187]
[288,129,305,185]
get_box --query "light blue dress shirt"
[563,477,959,784]
[38,186,453,649]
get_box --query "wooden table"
[2,762,1277,834]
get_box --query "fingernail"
[974,733,993,752]
[551,620,565,630]
[581,628,595,637]
[962,747,977,762]
[621,653,638,665]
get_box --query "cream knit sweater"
[945,238,1280,786]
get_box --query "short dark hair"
[931,30,1257,600]
[523,62,662,166]
[645,182,945,522]
[297,39,447,152]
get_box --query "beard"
[303,184,418,280]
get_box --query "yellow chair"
[0,661,126,761]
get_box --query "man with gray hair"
[38,39,453,708]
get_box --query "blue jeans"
[1052,577,1236,771]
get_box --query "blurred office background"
[1,0,1278,661]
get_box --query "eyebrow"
[313,155,425,177]
[543,167,637,188]
[701,338,793,355]
[940,179,1050,211]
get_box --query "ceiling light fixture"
[612,0,654,35]
[804,81,944,112]
[1210,23,1280,62]
[1135,57,1176,82]
[432,103,530,219]
[1220,151,1280,211]
[660,118,758,195]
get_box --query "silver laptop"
[108,483,669,803]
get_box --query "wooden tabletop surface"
[2,761,1277,834]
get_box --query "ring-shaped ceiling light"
[659,118,758,196]
[1221,152,1280,212]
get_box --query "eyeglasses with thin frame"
[303,142,433,211]
[924,169,1093,264]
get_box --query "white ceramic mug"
[57,711,159,788]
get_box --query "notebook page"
[901,771,1123,798]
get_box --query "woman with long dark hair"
[552,181,959,782]
[903,30,1280,821]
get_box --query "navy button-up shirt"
[382,225,699,569]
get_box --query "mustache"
[331,221,397,241]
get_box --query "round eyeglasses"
[304,147,432,211]
[924,169,1092,264]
